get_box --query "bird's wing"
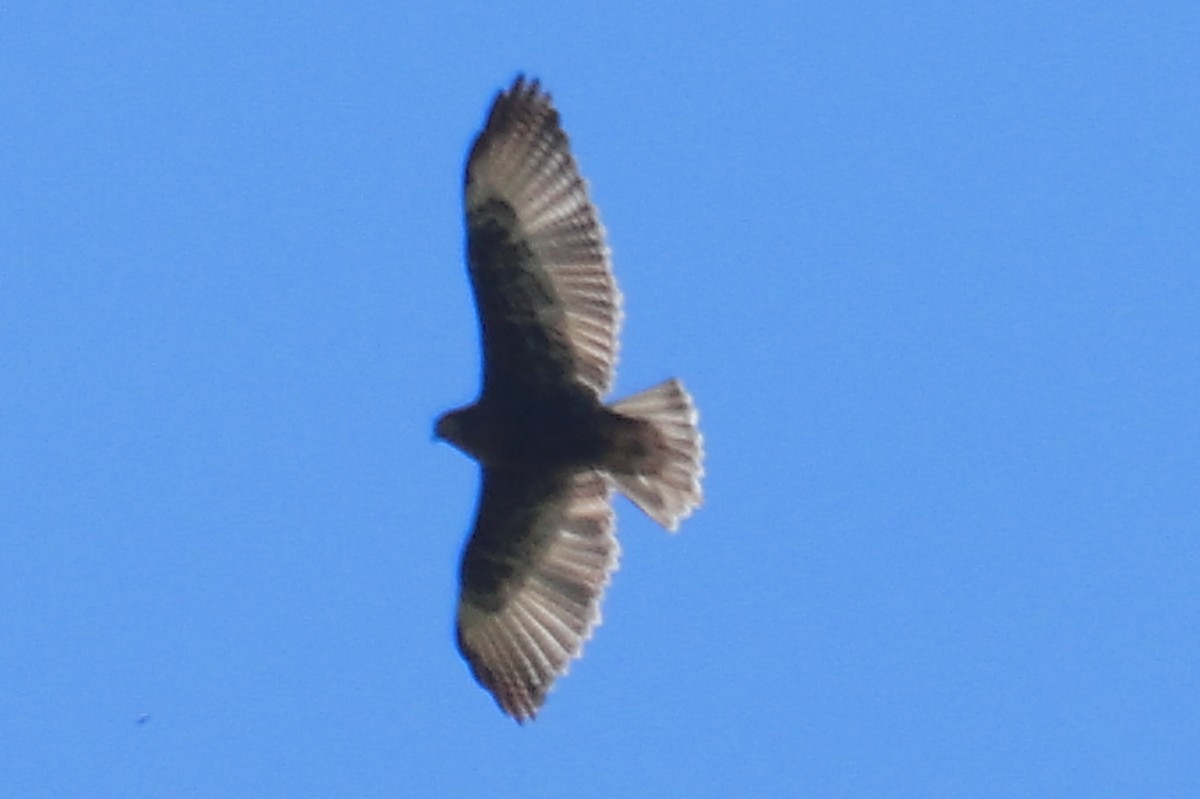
[456,468,619,721]
[464,76,622,400]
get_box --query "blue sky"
[3,2,1198,796]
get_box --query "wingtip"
[503,73,545,102]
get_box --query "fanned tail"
[610,379,704,531]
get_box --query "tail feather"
[610,379,704,531]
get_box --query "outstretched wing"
[464,76,622,400]
[456,468,619,721]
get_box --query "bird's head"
[434,410,463,447]
[434,404,486,461]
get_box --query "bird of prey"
[435,76,704,722]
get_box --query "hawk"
[435,76,704,722]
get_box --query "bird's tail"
[609,378,704,531]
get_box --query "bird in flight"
[436,76,704,722]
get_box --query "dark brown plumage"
[436,76,704,722]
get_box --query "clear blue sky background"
[3,3,1197,797]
